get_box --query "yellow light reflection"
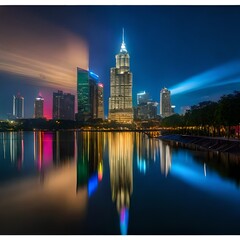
[108,132,133,212]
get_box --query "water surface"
[0,131,240,234]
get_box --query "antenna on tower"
[120,28,127,53]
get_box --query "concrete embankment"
[159,134,240,155]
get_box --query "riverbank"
[159,134,240,155]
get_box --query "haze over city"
[1,6,240,119]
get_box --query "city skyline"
[1,6,240,119]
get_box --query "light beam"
[169,60,240,95]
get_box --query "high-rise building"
[160,87,172,118]
[136,101,158,120]
[97,83,104,119]
[77,68,90,121]
[137,91,149,105]
[108,29,133,123]
[13,94,24,119]
[34,96,44,118]
[77,68,104,121]
[52,90,75,120]
[89,72,98,120]
[135,91,158,120]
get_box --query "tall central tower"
[108,29,133,123]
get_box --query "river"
[0,131,240,234]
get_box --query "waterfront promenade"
[160,134,240,155]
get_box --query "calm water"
[0,131,240,234]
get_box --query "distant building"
[13,94,24,119]
[136,101,158,120]
[160,87,172,118]
[77,68,104,121]
[52,90,75,120]
[34,96,44,118]
[147,101,158,119]
[135,91,158,120]
[137,91,149,105]
[97,83,104,120]
[108,29,133,123]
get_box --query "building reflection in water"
[135,133,172,177]
[136,133,161,174]
[53,131,75,165]
[76,132,103,197]
[160,141,172,177]
[204,162,207,177]
[34,131,54,171]
[108,132,133,235]
[6,132,24,170]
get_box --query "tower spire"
[120,28,127,53]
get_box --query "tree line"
[161,91,240,138]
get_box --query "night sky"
[1,6,240,119]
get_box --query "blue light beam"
[169,60,240,95]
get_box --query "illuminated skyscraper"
[34,96,44,118]
[52,90,75,120]
[13,94,24,119]
[77,68,104,121]
[108,29,133,123]
[160,87,172,118]
[97,83,104,119]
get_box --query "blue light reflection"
[88,173,98,197]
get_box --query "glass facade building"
[13,94,24,119]
[97,83,104,120]
[34,96,44,118]
[160,87,172,118]
[77,68,104,121]
[52,90,75,120]
[77,68,91,121]
[135,91,158,120]
[137,91,149,105]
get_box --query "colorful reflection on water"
[0,131,240,234]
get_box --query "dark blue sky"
[1,6,240,118]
